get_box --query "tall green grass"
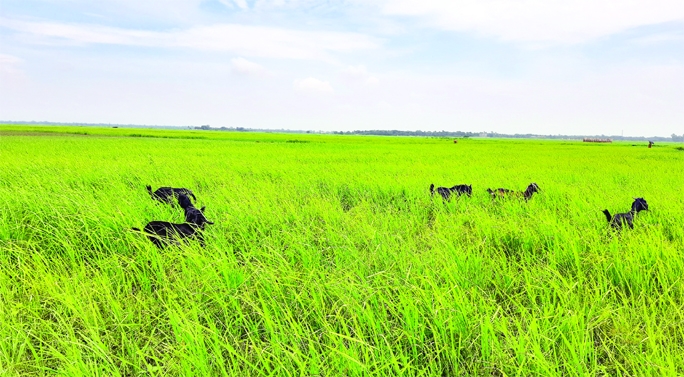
[0,126,683,375]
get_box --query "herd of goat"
[430,182,649,230]
[133,183,649,248]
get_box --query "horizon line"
[1,120,682,141]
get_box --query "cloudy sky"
[1,0,682,136]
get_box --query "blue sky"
[1,0,682,136]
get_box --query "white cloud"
[0,18,380,61]
[7,0,207,25]
[365,76,380,85]
[0,54,28,91]
[341,64,369,80]
[341,64,380,85]
[230,57,268,77]
[374,0,684,44]
[293,77,333,94]
[0,54,22,66]
[217,0,251,9]
[251,0,343,11]
[232,0,249,9]
[0,54,24,76]
[631,31,684,45]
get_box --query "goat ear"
[201,206,206,212]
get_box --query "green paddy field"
[0,125,683,376]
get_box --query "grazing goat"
[602,198,648,230]
[146,185,197,204]
[631,197,649,213]
[602,209,635,230]
[487,183,540,201]
[132,220,213,248]
[177,194,210,225]
[430,183,472,200]
[132,203,214,248]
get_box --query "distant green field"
[1,125,683,376]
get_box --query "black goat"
[430,183,472,200]
[602,209,635,230]
[178,194,210,225]
[631,197,649,213]
[132,201,214,248]
[146,185,196,204]
[132,221,212,248]
[487,183,540,201]
[602,197,649,230]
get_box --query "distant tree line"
[3,121,682,141]
[3,120,192,130]
[333,130,684,142]
[332,130,481,137]
[195,125,312,133]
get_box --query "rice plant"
[0,125,683,376]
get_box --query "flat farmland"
[0,125,683,376]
